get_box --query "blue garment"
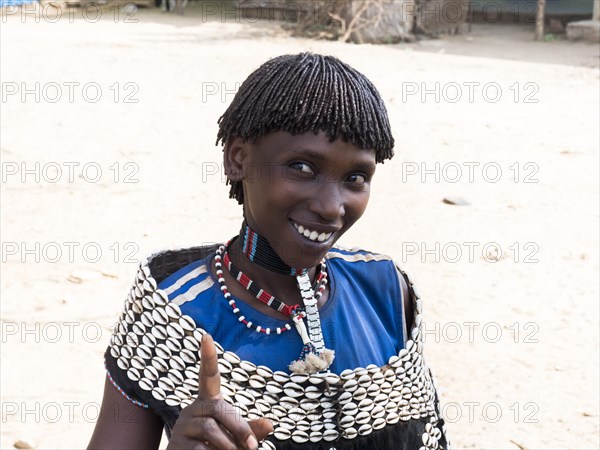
[157,246,406,374]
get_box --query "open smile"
[290,220,335,243]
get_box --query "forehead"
[252,131,376,165]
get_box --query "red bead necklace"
[215,243,327,336]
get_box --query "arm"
[394,263,414,339]
[397,266,414,335]
[87,376,164,450]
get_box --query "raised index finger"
[198,333,221,400]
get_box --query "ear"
[223,137,249,182]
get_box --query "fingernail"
[246,435,258,450]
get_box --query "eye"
[346,173,368,184]
[289,162,315,175]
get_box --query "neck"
[228,235,318,306]
[240,221,308,276]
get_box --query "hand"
[167,334,274,450]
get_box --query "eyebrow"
[288,147,376,172]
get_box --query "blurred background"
[1,1,599,449]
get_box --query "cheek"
[268,170,308,203]
[244,171,297,213]
[346,190,371,223]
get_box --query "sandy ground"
[1,4,599,449]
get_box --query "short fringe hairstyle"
[216,52,395,204]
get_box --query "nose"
[308,181,345,222]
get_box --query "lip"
[289,219,339,246]
[289,219,340,234]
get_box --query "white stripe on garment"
[163,264,208,296]
[172,277,215,306]
[326,251,391,263]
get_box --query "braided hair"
[216,52,395,204]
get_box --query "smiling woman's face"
[227,131,376,268]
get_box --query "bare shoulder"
[393,262,414,333]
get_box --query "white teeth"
[292,221,333,243]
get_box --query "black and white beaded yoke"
[104,245,450,450]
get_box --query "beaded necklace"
[241,221,308,276]
[215,238,335,374]
[223,250,327,319]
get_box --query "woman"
[88,52,449,450]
